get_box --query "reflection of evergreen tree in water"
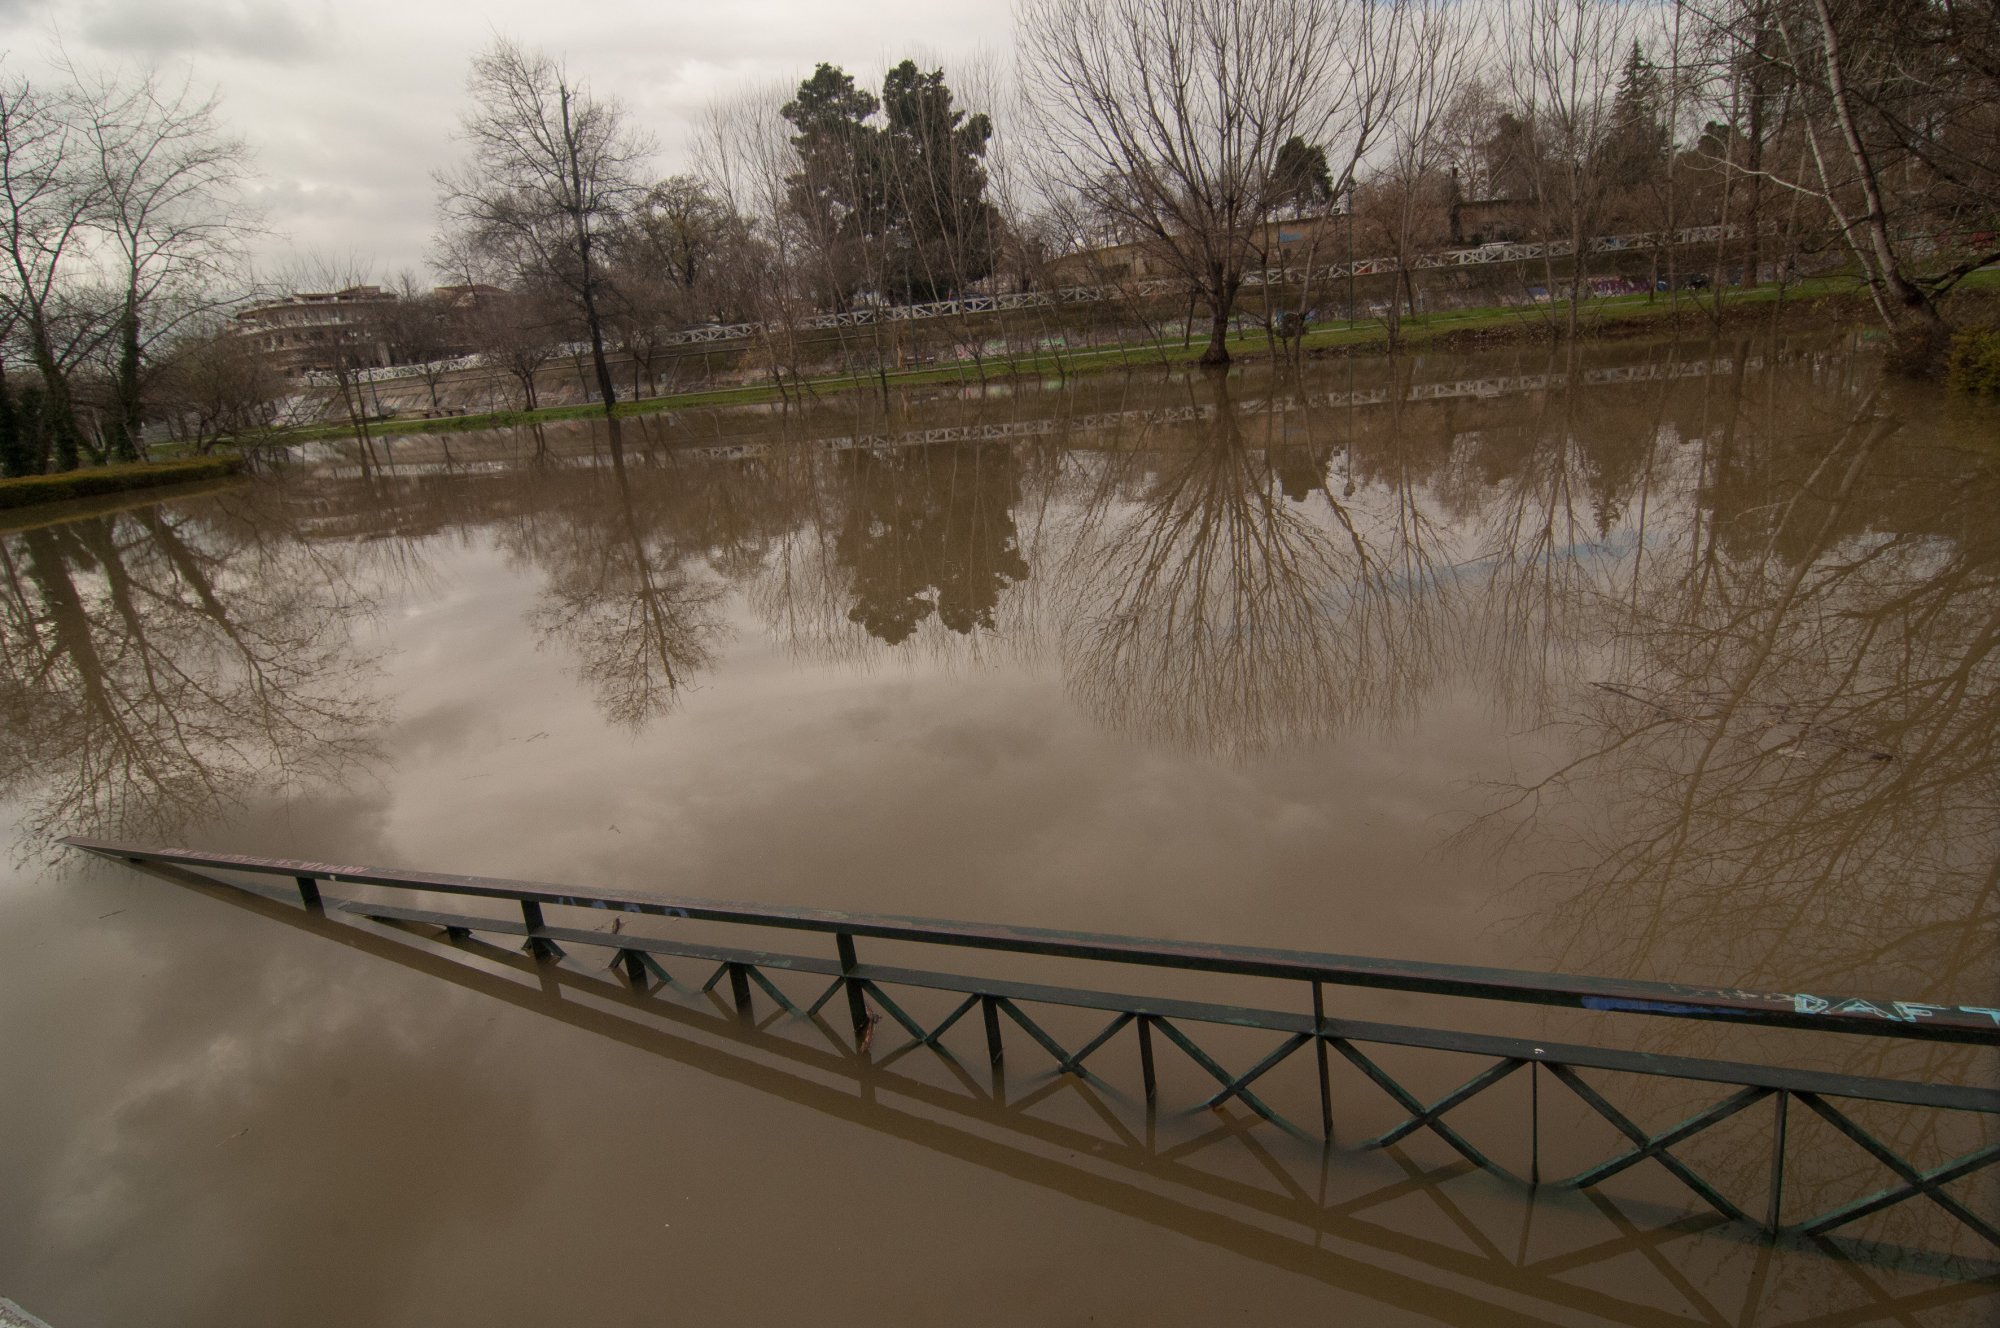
[0,497,382,857]
[834,443,1030,645]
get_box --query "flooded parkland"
[1,333,1995,1326]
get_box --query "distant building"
[1044,213,1348,286]
[229,285,401,378]
[431,283,511,313]
[229,283,510,379]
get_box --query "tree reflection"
[513,454,730,731]
[1481,377,2000,1013]
[1053,377,1456,757]
[0,495,383,856]
[834,442,1031,645]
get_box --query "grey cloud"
[78,0,332,64]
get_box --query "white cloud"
[76,0,335,63]
[0,0,1014,279]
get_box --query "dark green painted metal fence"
[64,836,2000,1252]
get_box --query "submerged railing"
[65,836,2000,1251]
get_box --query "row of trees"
[0,63,252,474]
[3,0,1994,469]
[430,0,1995,399]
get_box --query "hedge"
[1946,328,2000,396]
[0,456,248,510]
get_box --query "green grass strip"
[232,273,1999,448]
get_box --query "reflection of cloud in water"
[0,492,388,860]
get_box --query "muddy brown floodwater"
[1,333,1995,1326]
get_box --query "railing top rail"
[64,837,2000,1045]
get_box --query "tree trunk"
[1810,0,1941,334]
[0,360,25,478]
[107,289,144,463]
[1200,267,1236,367]
[1200,309,1231,366]
[30,341,84,472]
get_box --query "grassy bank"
[233,273,1999,448]
[0,455,248,511]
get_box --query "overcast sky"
[0,0,1012,283]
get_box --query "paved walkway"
[1,1298,53,1328]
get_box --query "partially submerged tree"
[0,71,98,470]
[74,64,256,462]
[1019,0,1408,365]
[1686,0,2000,358]
[436,40,652,422]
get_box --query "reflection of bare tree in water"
[1055,377,1455,757]
[0,496,383,857]
[517,454,729,731]
[1466,379,2000,1252]
[1467,344,1690,727]
[1489,388,1999,999]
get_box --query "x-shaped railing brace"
[1792,1092,2000,1249]
[1333,1041,1523,1176]
[1547,1062,1755,1224]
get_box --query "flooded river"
[1,333,1995,1325]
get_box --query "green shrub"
[1946,328,2000,395]
[0,456,247,510]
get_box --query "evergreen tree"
[1601,41,1668,195]
[782,64,888,306]
[1273,136,1334,213]
[782,61,998,306]
[880,60,998,302]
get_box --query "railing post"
[1530,1060,1540,1187]
[836,933,868,1036]
[728,963,753,1019]
[618,948,646,988]
[982,995,1004,1065]
[1767,1091,1789,1234]
[295,875,321,910]
[521,899,556,961]
[1313,980,1332,1140]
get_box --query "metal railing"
[310,224,1748,388]
[65,836,2000,1251]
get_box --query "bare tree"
[0,69,98,470]
[471,285,564,414]
[1355,0,1481,346]
[1500,0,1648,336]
[1019,0,1406,365]
[436,39,652,423]
[73,63,256,462]
[149,317,280,448]
[695,86,817,393]
[381,272,460,413]
[1682,0,2000,356]
[606,175,734,397]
